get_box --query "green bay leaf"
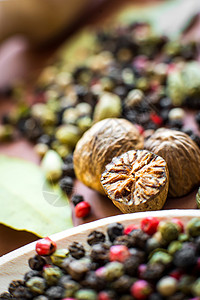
[0,155,73,237]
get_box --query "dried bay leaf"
[0,155,73,237]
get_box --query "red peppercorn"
[150,113,163,126]
[75,201,91,218]
[141,217,159,235]
[109,245,130,263]
[169,269,183,280]
[35,237,56,256]
[171,218,184,233]
[131,280,152,300]
[124,224,139,235]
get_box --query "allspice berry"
[73,118,144,194]
[145,128,200,197]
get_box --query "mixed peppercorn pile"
[0,22,200,204]
[1,216,200,299]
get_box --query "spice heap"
[1,216,200,299]
[1,23,200,206]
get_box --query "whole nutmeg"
[145,128,200,197]
[73,118,144,194]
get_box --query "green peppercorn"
[63,108,79,125]
[167,71,185,106]
[93,92,122,123]
[192,278,200,297]
[178,233,190,242]
[31,104,57,125]
[157,276,178,297]
[164,41,182,57]
[61,278,81,297]
[158,222,179,243]
[43,266,63,286]
[76,103,92,116]
[77,116,92,133]
[149,250,172,265]
[100,77,115,92]
[34,143,49,158]
[122,68,135,85]
[26,276,46,294]
[124,89,144,109]
[51,249,69,267]
[55,124,81,147]
[186,218,200,237]
[136,77,150,91]
[196,188,200,208]
[0,124,14,142]
[146,237,161,253]
[56,144,71,158]
[178,275,195,295]
[41,150,63,182]
[168,241,182,255]
[75,288,97,300]
[105,261,124,281]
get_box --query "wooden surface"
[0,0,199,256]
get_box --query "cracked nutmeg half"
[101,150,169,213]
[145,128,200,198]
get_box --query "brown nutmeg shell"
[73,118,144,194]
[144,128,200,198]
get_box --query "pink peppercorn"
[138,264,147,278]
[75,201,91,218]
[131,280,152,300]
[124,224,139,235]
[141,217,159,235]
[35,237,56,256]
[98,291,112,300]
[109,245,130,262]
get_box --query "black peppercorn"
[149,293,164,300]
[62,162,75,177]
[12,286,33,299]
[90,243,110,264]
[173,247,197,269]
[87,230,106,246]
[123,256,140,276]
[114,234,135,248]
[24,270,41,281]
[141,263,165,282]
[195,111,200,127]
[28,255,46,271]
[71,194,84,206]
[45,286,64,299]
[81,271,106,291]
[111,275,134,293]
[8,280,24,295]
[0,292,13,299]
[129,229,150,249]
[68,242,85,259]
[59,176,73,195]
[107,222,124,242]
